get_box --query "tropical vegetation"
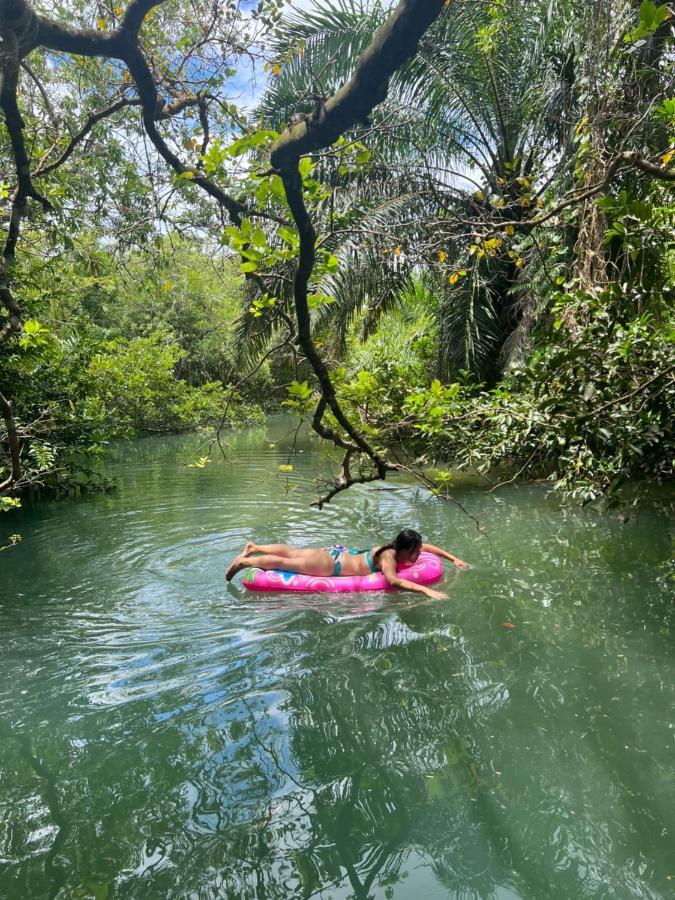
[1,0,673,514]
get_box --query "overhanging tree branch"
[280,162,392,475]
[0,389,21,492]
[270,0,447,169]
[1,0,449,504]
[483,151,675,234]
[33,95,139,177]
[123,44,249,224]
[270,0,447,495]
[34,0,166,57]
[0,280,21,343]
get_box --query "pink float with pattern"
[242,550,443,592]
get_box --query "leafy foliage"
[0,238,263,496]
[1,0,673,511]
[332,279,673,505]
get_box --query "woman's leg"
[242,542,297,557]
[226,548,332,581]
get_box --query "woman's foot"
[225,555,246,582]
[242,541,257,557]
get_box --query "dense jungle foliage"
[1,0,673,515]
[0,237,265,498]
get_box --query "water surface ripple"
[1,418,673,899]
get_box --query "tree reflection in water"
[193,596,672,899]
[1,472,673,899]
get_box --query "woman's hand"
[425,587,448,600]
[422,543,471,569]
[380,557,450,600]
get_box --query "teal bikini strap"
[345,547,380,572]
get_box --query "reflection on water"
[0,418,673,899]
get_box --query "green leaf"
[225,129,279,158]
[323,253,339,273]
[188,456,211,469]
[624,0,669,41]
[298,157,313,179]
[307,292,336,309]
[278,226,298,247]
[250,227,268,249]
[653,98,675,125]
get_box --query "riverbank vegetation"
[1,0,673,511]
[1,236,264,496]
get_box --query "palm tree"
[239,0,594,382]
[400,0,587,380]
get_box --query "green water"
[1,417,673,900]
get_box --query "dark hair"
[373,528,423,565]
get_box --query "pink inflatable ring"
[242,550,443,593]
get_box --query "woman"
[225,528,470,600]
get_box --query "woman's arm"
[380,552,448,600]
[422,542,471,569]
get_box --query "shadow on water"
[0,418,673,898]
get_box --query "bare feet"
[242,541,257,557]
[225,555,246,582]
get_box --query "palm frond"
[257,0,388,130]
[436,271,503,381]
[315,247,412,354]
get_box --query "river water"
[1,417,673,899]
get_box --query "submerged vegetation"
[1,0,673,511]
